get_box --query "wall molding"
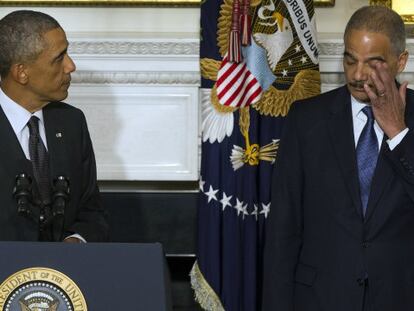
[72,71,200,85]
[69,41,199,56]
[68,85,199,181]
[318,41,344,56]
[68,38,414,86]
[67,37,414,56]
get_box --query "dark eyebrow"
[366,56,385,62]
[343,51,356,60]
[343,51,385,63]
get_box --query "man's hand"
[363,62,408,139]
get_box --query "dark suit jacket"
[0,101,108,242]
[262,85,414,311]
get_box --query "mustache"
[349,81,373,89]
[63,77,71,85]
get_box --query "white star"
[220,192,233,211]
[251,204,259,221]
[301,56,307,64]
[260,202,271,218]
[199,177,205,192]
[288,59,293,66]
[295,45,301,53]
[282,69,288,77]
[234,198,244,216]
[205,185,218,203]
[241,203,249,219]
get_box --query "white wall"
[315,0,369,34]
[0,7,200,36]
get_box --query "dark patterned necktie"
[27,116,51,204]
[356,106,379,216]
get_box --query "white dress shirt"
[351,95,409,151]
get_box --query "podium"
[0,242,172,310]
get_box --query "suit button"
[362,241,370,248]
[357,278,366,286]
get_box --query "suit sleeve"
[67,112,109,242]
[262,103,304,311]
[384,129,414,200]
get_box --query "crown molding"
[68,37,414,56]
[72,71,200,85]
[69,40,199,56]
[66,38,414,85]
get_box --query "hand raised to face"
[363,62,408,139]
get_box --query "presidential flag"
[190,0,320,309]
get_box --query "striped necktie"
[356,106,379,216]
[27,116,51,205]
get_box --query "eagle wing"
[50,301,59,311]
[19,301,31,311]
[253,69,321,117]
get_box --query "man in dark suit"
[0,10,108,242]
[263,6,414,311]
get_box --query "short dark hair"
[0,10,61,77]
[344,5,406,56]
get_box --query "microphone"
[52,176,69,217]
[13,173,33,217]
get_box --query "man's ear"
[9,63,29,85]
[397,50,409,73]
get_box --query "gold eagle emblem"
[201,0,320,170]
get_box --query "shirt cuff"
[386,128,409,150]
[65,233,87,243]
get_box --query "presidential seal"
[0,268,87,311]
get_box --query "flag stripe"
[217,62,246,95]
[221,68,251,106]
[217,63,248,100]
[227,73,257,107]
[216,61,238,85]
[242,83,262,106]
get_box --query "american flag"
[216,55,263,108]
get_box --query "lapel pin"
[56,132,62,138]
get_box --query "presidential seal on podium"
[0,267,87,311]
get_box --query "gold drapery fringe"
[190,261,225,311]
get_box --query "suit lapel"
[327,86,363,219]
[364,139,393,222]
[0,106,32,176]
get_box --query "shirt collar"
[351,95,369,120]
[0,87,45,134]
